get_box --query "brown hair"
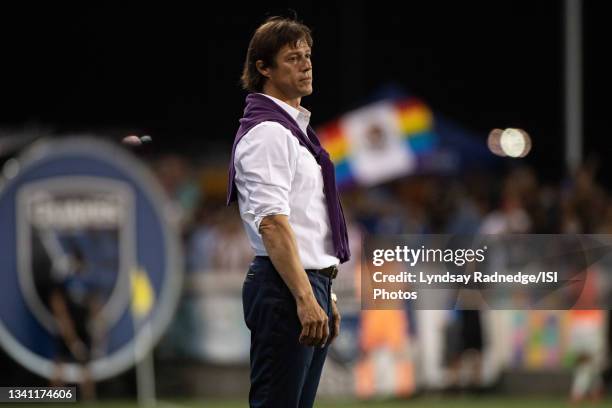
[241,16,313,93]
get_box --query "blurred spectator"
[187,201,253,273]
[444,309,483,389]
[480,168,534,234]
[155,154,201,227]
[562,162,607,234]
[47,245,100,401]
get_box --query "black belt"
[306,265,338,280]
[255,256,338,280]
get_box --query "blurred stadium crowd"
[150,151,612,402]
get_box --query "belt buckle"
[330,265,338,280]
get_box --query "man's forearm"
[259,214,331,347]
[259,214,315,303]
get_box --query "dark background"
[0,1,608,184]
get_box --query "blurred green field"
[23,397,610,408]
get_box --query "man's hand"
[327,297,341,346]
[297,295,329,347]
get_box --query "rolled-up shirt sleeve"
[234,122,298,231]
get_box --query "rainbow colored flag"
[318,98,437,187]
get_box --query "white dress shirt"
[233,94,339,269]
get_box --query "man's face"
[261,39,313,99]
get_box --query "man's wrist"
[295,290,315,305]
[331,292,338,303]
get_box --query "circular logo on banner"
[0,137,182,382]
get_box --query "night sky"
[1,1,608,184]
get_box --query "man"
[45,243,97,400]
[227,16,350,407]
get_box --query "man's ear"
[256,60,271,78]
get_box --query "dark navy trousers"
[242,256,332,408]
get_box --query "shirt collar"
[260,93,311,129]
